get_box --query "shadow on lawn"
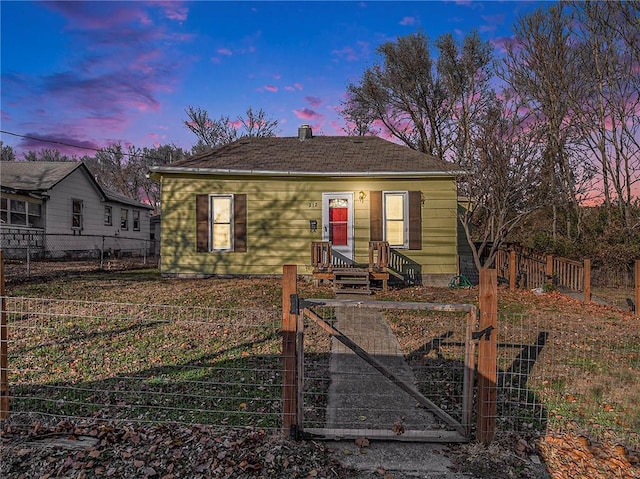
[7,331,331,431]
[407,330,550,437]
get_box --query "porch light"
[359,191,367,202]
[309,219,318,233]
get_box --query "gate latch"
[472,325,495,341]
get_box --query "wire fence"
[490,311,639,446]
[1,230,158,282]
[2,297,283,430]
[1,293,638,446]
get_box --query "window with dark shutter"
[371,190,422,250]
[195,193,247,253]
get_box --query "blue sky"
[1,1,548,157]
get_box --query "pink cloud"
[332,41,369,62]
[285,83,304,92]
[293,108,322,121]
[399,16,416,26]
[264,85,278,92]
[159,3,188,22]
[217,48,233,56]
[305,96,322,107]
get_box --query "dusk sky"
[1,1,548,157]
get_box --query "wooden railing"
[388,249,422,285]
[368,241,389,272]
[496,245,593,301]
[311,241,332,271]
[311,241,355,271]
[553,256,585,292]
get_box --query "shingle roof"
[153,136,463,177]
[0,161,80,191]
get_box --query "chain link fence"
[1,230,158,282]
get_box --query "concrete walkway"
[324,297,473,478]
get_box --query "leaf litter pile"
[2,270,640,478]
[1,418,350,479]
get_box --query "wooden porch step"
[333,268,371,294]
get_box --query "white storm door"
[322,193,354,260]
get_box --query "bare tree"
[458,91,546,270]
[185,106,278,154]
[343,32,448,157]
[339,93,380,136]
[570,1,640,229]
[23,149,73,162]
[436,31,494,166]
[500,4,587,239]
[0,142,16,162]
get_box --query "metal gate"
[287,296,479,442]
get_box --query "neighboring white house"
[0,161,153,259]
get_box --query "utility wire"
[0,129,186,162]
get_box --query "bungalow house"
[150,126,464,288]
[0,161,153,259]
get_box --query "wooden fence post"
[282,264,298,435]
[1,251,9,420]
[583,259,591,303]
[477,268,497,445]
[509,248,517,291]
[635,260,640,318]
[546,255,554,287]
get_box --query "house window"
[121,208,129,230]
[196,194,247,253]
[72,199,83,229]
[104,206,112,226]
[132,210,140,231]
[1,198,43,227]
[211,195,233,250]
[383,192,408,248]
[370,190,422,250]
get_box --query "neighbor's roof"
[0,161,152,209]
[0,161,80,191]
[151,135,465,177]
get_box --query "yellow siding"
[159,175,458,278]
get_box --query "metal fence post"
[143,239,147,265]
[100,235,105,270]
[26,232,31,277]
[282,264,298,436]
[477,268,497,445]
[1,251,9,420]
[635,260,640,318]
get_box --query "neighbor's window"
[0,197,7,224]
[104,206,112,226]
[383,192,408,248]
[1,198,43,227]
[210,195,233,250]
[121,208,129,230]
[72,199,83,229]
[132,210,140,231]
